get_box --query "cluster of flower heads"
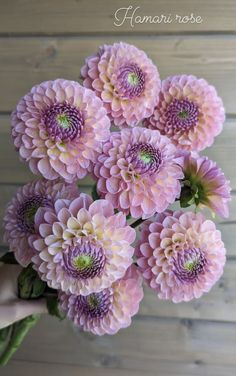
[4,42,231,336]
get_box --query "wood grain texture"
[2,359,236,376]
[0,361,151,376]
[0,37,236,113]
[0,0,236,34]
[10,315,236,373]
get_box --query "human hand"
[0,262,47,330]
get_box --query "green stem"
[0,314,40,366]
[0,325,13,354]
[130,218,145,228]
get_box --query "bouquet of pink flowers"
[0,42,231,365]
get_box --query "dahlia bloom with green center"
[144,75,225,152]
[136,210,226,303]
[92,127,183,219]
[59,265,144,335]
[3,179,79,267]
[81,42,161,128]
[32,194,136,295]
[11,79,111,182]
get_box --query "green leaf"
[46,296,65,321]
[18,265,46,299]
[31,278,46,298]
[91,184,100,201]
[180,186,194,208]
[0,252,17,265]
[0,315,40,366]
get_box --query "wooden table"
[0,1,236,375]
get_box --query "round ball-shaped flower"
[11,79,111,182]
[3,179,79,267]
[59,265,143,335]
[144,75,225,152]
[180,152,231,218]
[93,127,183,219]
[136,210,226,302]
[81,42,161,128]
[32,194,136,295]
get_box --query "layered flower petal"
[180,152,231,218]
[32,194,136,295]
[11,79,111,182]
[59,265,143,335]
[136,210,226,302]
[92,127,183,219]
[3,179,79,267]
[81,42,161,128]
[144,75,225,151]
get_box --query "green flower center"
[178,110,189,119]
[73,255,93,270]
[24,205,39,225]
[57,113,71,129]
[127,72,139,86]
[184,259,199,272]
[17,196,51,233]
[87,294,99,309]
[139,151,153,164]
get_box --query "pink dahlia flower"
[3,179,78,267]
[81,42,161,128]
[136,211,226,303]
[11,79,110,182]
[144,75,225,152]
[180,152,231,218]
[32,194,135,295]
[59,265,143,335]
[93,127,183,219]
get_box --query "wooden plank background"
[0,1,236,375]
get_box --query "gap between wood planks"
[1,31,236,38]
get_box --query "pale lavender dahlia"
[81,42,161,128]
[3,179,78,267]
[59,265,143,335]
[32,194,135,295]
[180,152,231,218]
[93,127,183,219]
[144,75,225,151]
[11,79,110,182]
[136,211,226,303]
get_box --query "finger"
[0,299,48,330]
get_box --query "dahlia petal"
[144,74,225,152]
[180,152,231,218]
[81,42,161,128]
[3,179,78,267]
[59,265,143,335]
[11,79,111,181]
[31,194,135,296]
[92,127,182,219]
[89,199,114,218]
[136,210,226,303]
